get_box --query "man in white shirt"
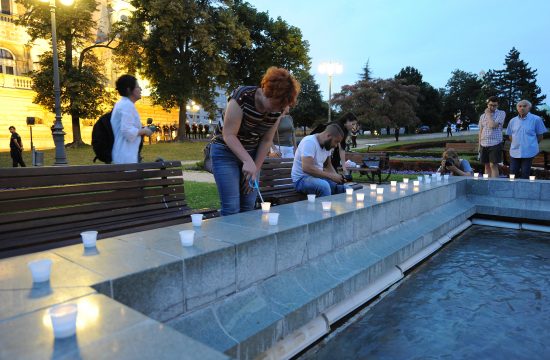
[292,124,346,197]
[479,96,506,177]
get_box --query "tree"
[442,69,482,125]
[360,60,373,82]
[483,48,546,120]
[16,0,116,146]
[333,78,419,132]
[290,70,326,134]
[225,0,311,87]
[118,0,249,141]
[395,66,443,130]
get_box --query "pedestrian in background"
[9,126,26,167]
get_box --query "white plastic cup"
[443,174,450,181]
[474,172,479,178]
[356,193,365,201]
[80,231,98,248]
[307,194,316,203]
[321,201,332,211]
[345,188,354,195]
[49,303,78,339]
[28,259,53,283]
[376,188,384,195]
[529,175,535,181]
[403,178,409,184]
[268,213,279,225]
[413,180,420,186]
[369,184,377,190]
[191,214,203,227]
[417,176,423,182]
[509,174,515,180]
[483,174,489,179]
[390,181,397,187]
[179,230,195,247]
[261,202,271,213]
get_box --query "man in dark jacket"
[9,126,26,167]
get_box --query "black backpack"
[92,111,114,163]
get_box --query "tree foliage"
[482,47,546,120]
[15,0,116,146]
[395,66,442,129]
[224,0,311,88]
[290,70,326,132]
[441,69,483,125]
[333,78,419,131]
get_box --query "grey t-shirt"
[275,115,295,147]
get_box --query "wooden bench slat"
[0,169,181,188]
[0,178,183,201]
[0,194,187,226]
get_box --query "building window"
[1,0,11,15]
[0,48,16,75]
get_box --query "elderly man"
[292,124,346,197]
[506,100,547,179]
[479,96,506,177]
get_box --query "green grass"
[184,181,220,209]
[0,141,207,167]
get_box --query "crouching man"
[291,124,346,197]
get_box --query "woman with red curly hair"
[210,67,300,216]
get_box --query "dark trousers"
[447,129,452,137]
[509,157,533,179]
[11,149,26,167]
[351,136,357,148]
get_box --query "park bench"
[0,161,219,258]
[445,142,479,153]
[258,158,306,206]
[344,151,391,184]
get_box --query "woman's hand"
[242,159,258,194]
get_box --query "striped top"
[213,86,282,151]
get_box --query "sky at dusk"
[249,0,550,106]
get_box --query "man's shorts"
[480,143,502,164]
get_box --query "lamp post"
[40,0,73,165]
[318,61,343,123]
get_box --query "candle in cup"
[179,230,195,247]
[346,188,354,195]
[474,173,479,179]
[307,194,316,203]
[191,213,203,226]
[509,174,515,180]
[413,180,420,186]
[49,303,78,339]
[261,202,271,213]
[483,174,489,179]
[390,181,397,187]
[28,259,53,283]
[80,231,98,248]
[443,174,449,180]
[268,212,279,225]
[529,175,535,181]
[356,193,365,201]
[403,178,409,184]
[376,188,384,195]
[370,184,377,190]
[321,201,332,211]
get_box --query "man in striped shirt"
[479,96,506,177]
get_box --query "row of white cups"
[25,213,208,339]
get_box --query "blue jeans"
[509,157,533,179]
[211,142,258,216]
[294,175,345,198]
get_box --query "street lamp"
[40,0,74,165]
[318,61,343,123]
[186,100,201,123]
